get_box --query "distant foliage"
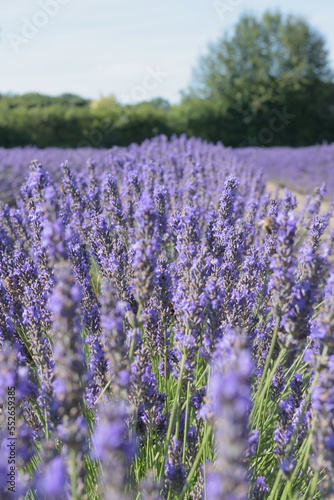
[185,10,334,146]
[2,14,334,155]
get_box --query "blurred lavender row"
[1,137,333,205]
[234,143,334,194]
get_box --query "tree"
[188,11,333,118]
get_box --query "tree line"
[1,11,334,149]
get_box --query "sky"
[1,0,334,104]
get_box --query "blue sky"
[2,0,334,104]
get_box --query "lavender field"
[0,135,334,499]
[1,138,334,205]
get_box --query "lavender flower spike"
[202,329,253,500]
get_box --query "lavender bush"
[0,135,333,499]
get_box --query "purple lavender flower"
[311,355,334,496]
[311,271,334,352]
[251,476,269,499]
[164,437,186,496]
[103,173,126,227]
[246,429,260,458]
[269,210,297,318]
[203,329,253,500]
[34,456,67,500]
[274,373,309,469]
[130,191,160,306]
[92,399,135,500]
[140,470,163,500]
[100,278,129,398]
[48,261,89,496]
[154,185,169,238]
[130,345,166,436]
